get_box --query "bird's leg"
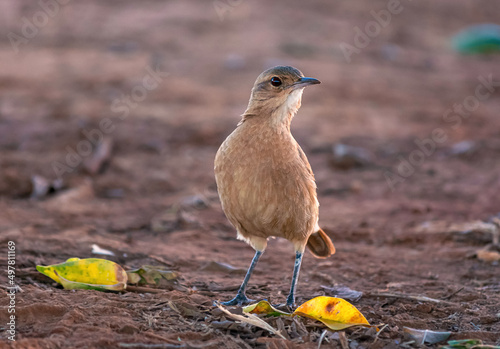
[286,251,303,308]
[222,250,263,306]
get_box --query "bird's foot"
[221,293,254,306]
[285,294,296,309]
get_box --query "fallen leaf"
[321,285,363,301]
[126,265,178,286]
[293,296,371,330]
[403,327,451,345]
[243,300,291,317]
[91,244,115,257]
[126,273,142,284]
[36,258,127,291]
[476,249,500,262]
[441,339,497,349]
[216,303,286,339]
[56,271,125,291]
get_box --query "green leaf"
[243,300,291,317]
[441,339,500,349]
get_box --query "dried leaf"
[403,327,451,345]
[216,303,286,339]
[476,249,500,262]
[126,265,178,286]
[91,244,115,256]
[36,258,127,291]
[321,285,363,301]
[126,273,141,284]
[293,296,370,331]
[243,300,292,317]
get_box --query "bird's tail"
[307,228,335,258]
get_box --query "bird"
[214,66,335,307]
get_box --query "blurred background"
[1,0,499,227]
[0,0,500,345]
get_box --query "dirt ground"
[1,0,500,348]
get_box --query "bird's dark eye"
[270,76,282,87]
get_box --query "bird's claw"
[221,294,255,306]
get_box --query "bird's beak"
[292,77,321,89]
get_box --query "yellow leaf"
[243,300,291,317]
[293,296,370,330]
[36,258,127,291]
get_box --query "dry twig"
[338,331,349,349]
[126,286,166,294]
[317,329,328,349]
[367,292,455,304]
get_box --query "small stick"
[143,332,180,344]
[372,324,389,344]
[441,287,464,300]
[119,344,185,349]
[119,341,218,349]
[338,331,349,349]
[126,286,165,294]
[367,292,456,304]
[317,329,328,349]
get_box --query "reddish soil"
[1,0,500,348]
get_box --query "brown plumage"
[214,66,335,307]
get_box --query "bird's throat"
[270,88,303,130]
[241,88,304,132]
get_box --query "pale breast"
[215,122,318,244]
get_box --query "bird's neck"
[240,89,304,132]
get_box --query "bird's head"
[243,66,320,126]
